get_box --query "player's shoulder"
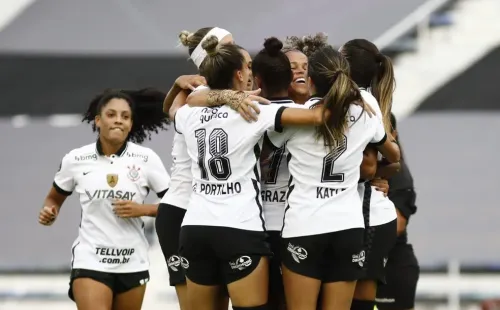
[304,97,322,108]
[125,142,161,161]
[193,85,209,92]
[359,89,380,111]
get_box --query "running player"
[339,39,398,310]
[375,113,419,310]
[171,35,335,310]
[38,89,170,310]
[266,45,400,310]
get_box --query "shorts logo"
[106,174,119,188]
[352,250,365,267]
[139,277,149,285]
[229,256,252,271]
[287,243,308,263]
[180,256,189,269]
[127,165,141,182]
[167,255,181,272]
[383,257,388,267]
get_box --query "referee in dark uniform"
[376,113,419,310]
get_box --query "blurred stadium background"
[1,0,499,309]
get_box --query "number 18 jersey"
[174,103,285,231]
[267,99,387,238]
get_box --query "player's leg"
[321,228,365,310]
[70,269,114,310]
[156,203,189,309]
[281,235,325,310]
[221,228,272,309]
[111,271,150,310]
[352,220,397,310]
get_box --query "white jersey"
[358,90,397,226]
[261,98,295,231]
[174,103,285,231]
[161,85,209,209]
[267,99,387,238]
[160,133,191,209]
[53,141,170,273]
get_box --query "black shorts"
[179,225,271,286]
[281,228,365,283]
[376,244,420,310]
[68,268,149,301]
[267,231,284,299]
[361,220,397,283]
[155,203,186,286]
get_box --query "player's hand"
[113,200,144,218]
[234,89,271,122]
[39,205,58,226]
[371,178,389,196]
[175,75,207,91]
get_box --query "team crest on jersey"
[127,165,141,181]
[106,174,119,188]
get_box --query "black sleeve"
[368,133,387,147]
[388,188,417,220]
[156,188,168,198]
[52,181,72,196]
[274,106,286,133]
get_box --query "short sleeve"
[174,105,189,134]
[53,154,75,196]
[256,104,287,133]
[370,117,387,145]
[146,150,171,198]
[265,127,295,149]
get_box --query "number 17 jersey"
[267,100,387,238]
[174,103,285,231]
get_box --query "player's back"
[269,99,386,237]
[174,103,283,231]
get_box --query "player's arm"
[375,162,401,178]
[396,208,408,235]
[370,118,400,163]
[163,75,207,114]
[360,148,378,180]
[40,155,75,226]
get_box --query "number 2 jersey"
[174,103,285,231]
[53,141,170,273]
[267,99,387,238]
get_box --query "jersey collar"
[96,139,128,157]
[309,95,323,101]
[269,97,294,104]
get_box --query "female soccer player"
[38,89,171,310]
[171,35,339,310]
[375,113,419,310]
[339,39,398,310]
[266,45,400,310]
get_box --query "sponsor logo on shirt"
[200,107,229,124]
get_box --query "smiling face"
[95,98,132,145]
[286,50,309,99]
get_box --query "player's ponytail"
[341,39,395,133]
[308,46,362,149]
[83,88,169,144]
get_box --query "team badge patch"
[106,174,119,188]
[127,165,141,181]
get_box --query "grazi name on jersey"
[261,190,286,203]
[316,187,347,199]
[198,182,242,195]
[86,189,137,200]
[125,152,148,162]
[200,107,229,124]
[75,153,98,161]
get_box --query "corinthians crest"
[127,165,141,182]
[106,174,119,188]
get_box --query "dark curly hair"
[82,88,169,144]
[283,33,328,56]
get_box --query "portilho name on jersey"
[198,182,242,195]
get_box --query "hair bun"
[179,30,192,46]
[202,35,220,56]
[263,37,283,56]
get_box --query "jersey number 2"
[321,134,348,182]
[195,128,232,181]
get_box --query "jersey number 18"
[195,128,232,181]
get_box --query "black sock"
[351,299,375,310]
